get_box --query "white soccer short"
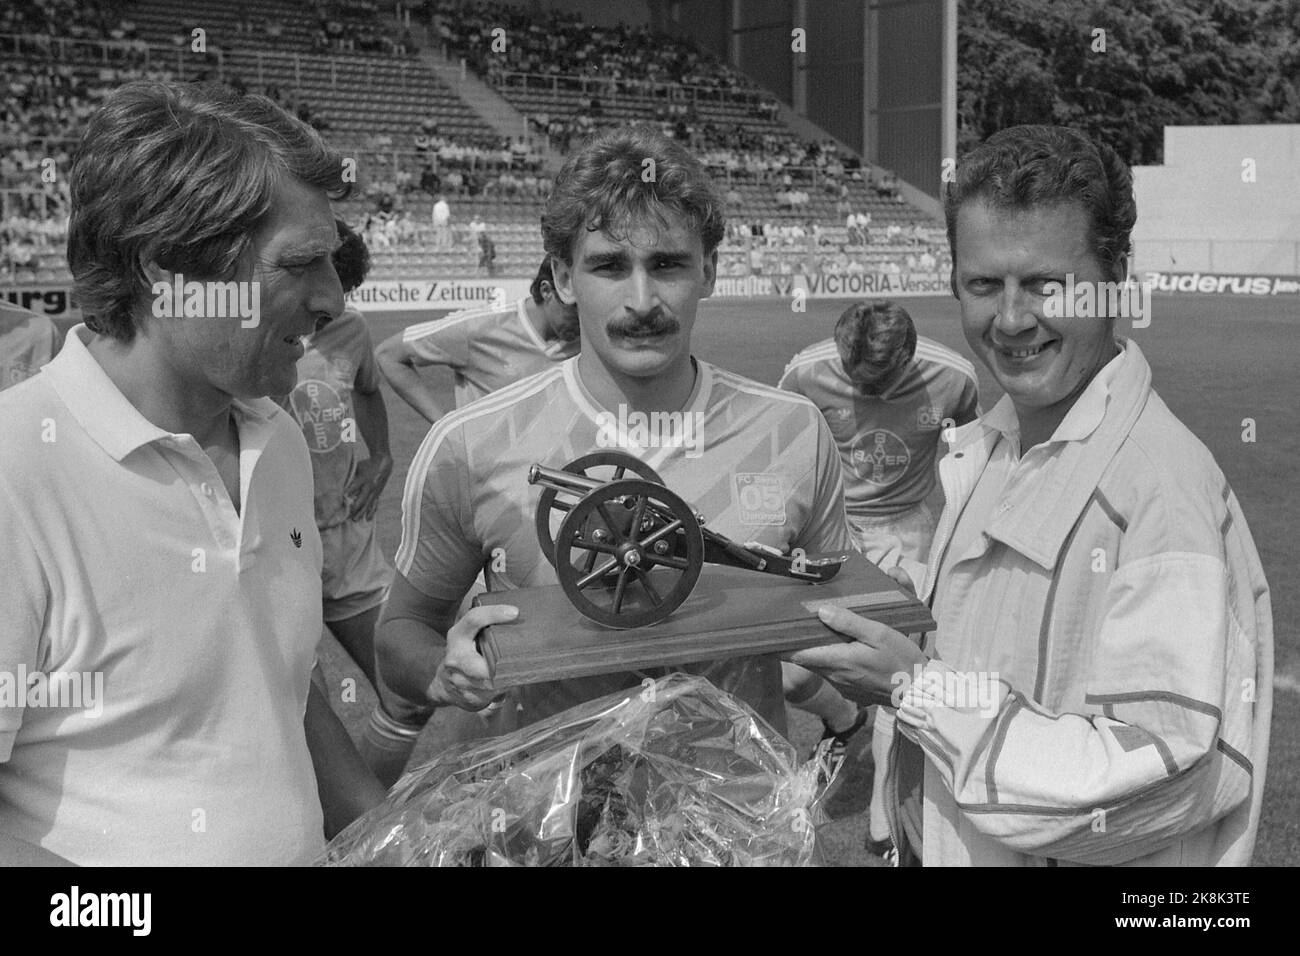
[847,502,936,568]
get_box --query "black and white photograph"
[0,0,1294,927]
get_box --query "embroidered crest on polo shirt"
[291,528,302,548]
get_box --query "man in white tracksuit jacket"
[790,125,1272,866]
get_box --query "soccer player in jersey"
[781,300,980,583]
[0,300,64,391]
[363,257,578,779]
[277,219,392,689]
[371,127,852,785]
[374,257,580,424]
[779,299,980,854]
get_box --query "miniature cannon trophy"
[474,451,936,687]
[528,451,850,628]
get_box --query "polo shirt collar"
[1048,343,1124,443]
[984,338,1151,570]
[979,342,1125,451]
[44,324,279,462]
[980,394,1019,441]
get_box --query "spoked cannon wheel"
[554,478,704,629]
[534,451,664,568]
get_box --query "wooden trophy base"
[474,552,935,688]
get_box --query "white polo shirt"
[0,326,326,866]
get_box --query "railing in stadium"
[2,31,150,63]
[4,30,771,108]
[2,32,431,94]
[483,69,776,109]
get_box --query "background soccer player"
[779,298,980,854]
[369,127,852,786]
[277,219,392,689]
[374,257,580,424]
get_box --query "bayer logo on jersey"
[851,430,911,486]
[289,379,349,453]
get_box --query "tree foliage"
[958,0,1300,163]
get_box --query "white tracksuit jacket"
[887,338,1273,866]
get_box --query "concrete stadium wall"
[1133,125,1300,276]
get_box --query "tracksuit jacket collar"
[947,337,1152,571]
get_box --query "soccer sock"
[869,707,896,841]
[359,705,424,789]
[791,677,860,734]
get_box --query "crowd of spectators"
[530,97,862,196]
[0,211,66,282]
[716,239,951,279]
[3,62,150,161]
[699,132,854,184]
[3,57,173,282]
[359,209,419,250]
[355,199,501,267]
[2,0,940,283]
[420,0,772,106]
[414,117,542,174]
[1,0,141,48]
[303,0,421,56]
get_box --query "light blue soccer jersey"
[400,297,580,408]
[780,336,980,518]
[396,357,853,731]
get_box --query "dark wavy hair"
[834,300,916,389]
[333,218,370,295]
[943,125,1136,281]
[67,81,351,341]
[541,126,725,263]
[529,256,557,303]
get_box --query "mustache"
[607,314,680,337]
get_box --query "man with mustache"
[790,125,1272,866]
[374,127,852,741]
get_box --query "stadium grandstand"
[1,0,950,290]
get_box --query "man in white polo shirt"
[0,81,384,866]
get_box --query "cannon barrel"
[527,463,608,496]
